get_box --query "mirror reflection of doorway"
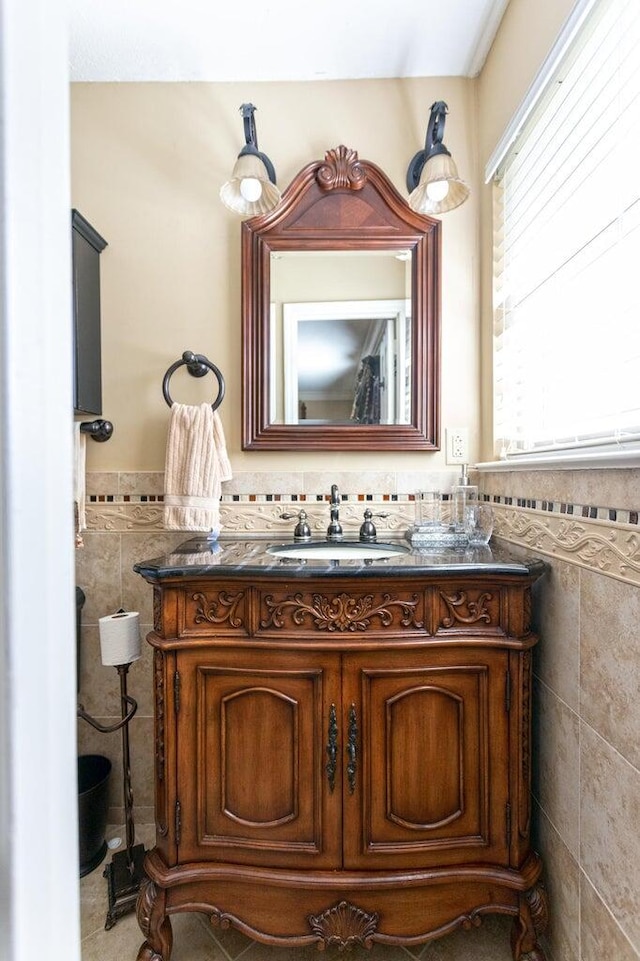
[282,299,410,425]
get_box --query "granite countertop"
[133,534,547,581]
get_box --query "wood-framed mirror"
[241,145,441,451]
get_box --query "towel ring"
[162,351,226,411]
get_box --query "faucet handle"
[279,509,312,541]
[359,510,390,542]
[359,509,377,542]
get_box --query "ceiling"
[69,0,509,83]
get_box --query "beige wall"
[71,77,479,473]
[477,0,575,160]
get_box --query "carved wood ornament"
[153,650,168,837]
[308,900,379,950]
[153,588,162,633]
[136,878,172,961]
[316,146,367,191]
[439,590,493,628]
[519,649,533,838]
[260,591,423,632]
[511,881,549,960]
[191,590,245,627]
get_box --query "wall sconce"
[406,101,470,215]
[220,103,281,217]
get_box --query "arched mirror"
[242,145,441,451]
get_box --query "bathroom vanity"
[133,537,548,961]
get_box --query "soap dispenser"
[451,464,478,530]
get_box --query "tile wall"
[481,468,640,961]
[75,466,640,961]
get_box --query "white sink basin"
[267,541,410,561]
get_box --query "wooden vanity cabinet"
[136,568,548,961]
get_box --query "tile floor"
[80,826,516,961]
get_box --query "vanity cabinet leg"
[511,881,549,961]
[136,878,173,961]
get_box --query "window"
[489,0,640,461]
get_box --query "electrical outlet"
[446,427,469,464]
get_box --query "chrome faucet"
[279,509,311,541]
[327,484,343,541]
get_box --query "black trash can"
[78,753,112,877]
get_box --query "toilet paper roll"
[98,611,141,666]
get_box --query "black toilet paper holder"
[77,620,145,929]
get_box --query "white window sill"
[476,449,640,471]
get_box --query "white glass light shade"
[220,152,281,217]
[408,152,470,215]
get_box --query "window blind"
[492,0,640,459]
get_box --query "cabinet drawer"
[177,587,249,637]
[435,585,505,635]
[256,587,426,637]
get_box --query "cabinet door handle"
[326,703,338,792]
[346,703,358,794]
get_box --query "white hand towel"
[163,403,232,532]
[74,422,87,546]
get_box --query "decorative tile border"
[86,501,165,531]
[492,504,640,587]
[219,498,415,538]
[88,494,164,504]
[87,491,414,505]
[85,493,416,535]
[484,493,639,527]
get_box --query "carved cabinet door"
[341,646,511,870]
[175,647,342,868]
